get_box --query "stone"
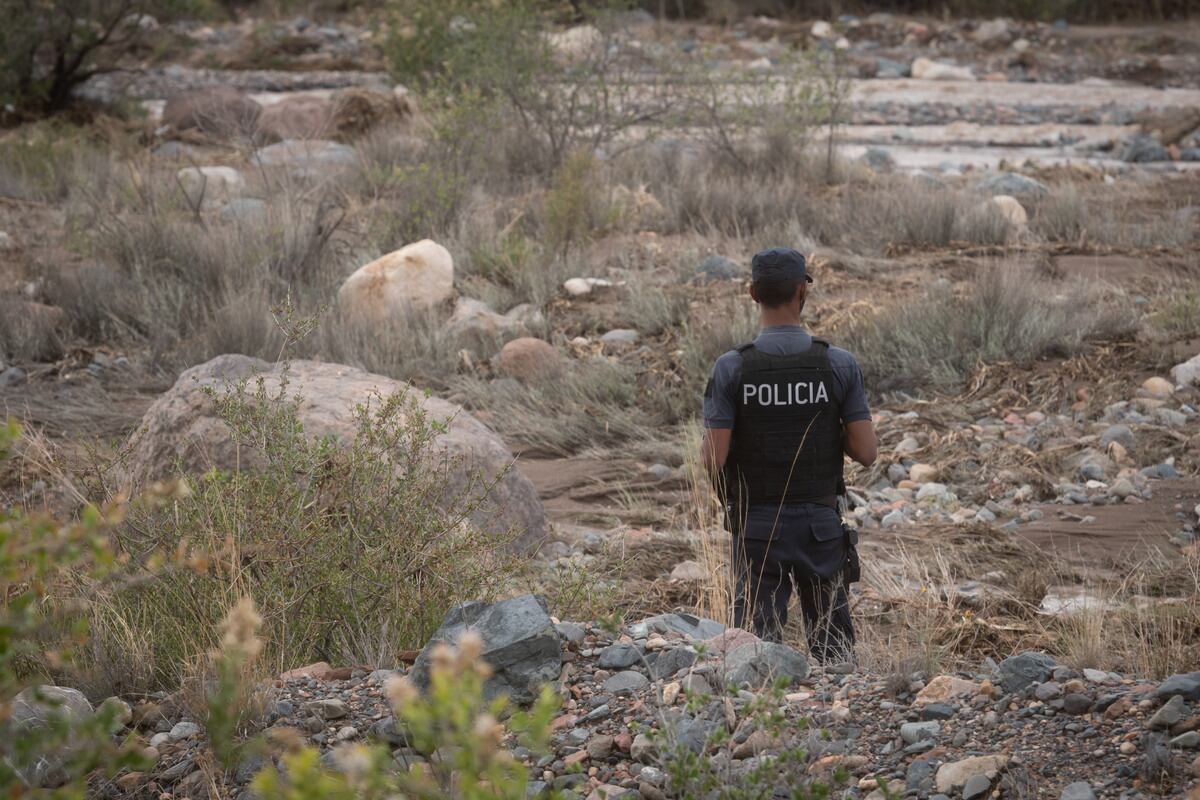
[497,338,563,382]
[218,198,268,224]
[304,699,348,721]
[597,643,641,670]
[256,95,335,142]
[921,703,956,720]
[1035,682,1063,701]
[972,18,1011,44]
[448,299,528,358]
[563,278,594,297]
[901,721,940,744]
[1171,355,1200,388]
[858,147,896,173]
[254,139,357,169]
[669,560,708,582]
[176,166,244,208]
[98,697,133,731]
[1158,672,1200,701]
[909,463,938,483]
[1067,448,1112,482]
[546,24,602,59]
[680,672,711,695]
[911,57,975,81]
[962,774,992,800]
[0,366,24,388]
[338,239,454,319]
[121,356,545,549]
[695,255,743,283]
[281,661,336,681]
[630,733,656,762]
[586,784,636,800]
[586,734,615,760]
[935,754,1009,794]
[1148,695,1188,730]
[988,195,1028,228]
[630,613,725,641]
[411,595,561,705]
[370,717,410,746]
[976,172,1050,199]
[603,670,649,695]
[721,641,809,689]
[1141,376,1175,397]
[9,686,95,787]
[1120,133,1171,163]
[1061,782,1097,800]
[162,86,261,139]
[1063,693,1093,715]
[0,231,14,250]
[600,329,639,347]
[998,651,1057,694]
[1169,731,1200,749]
[1100,424,1135,451]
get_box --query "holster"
[837,477,861,584]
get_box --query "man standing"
[701,247,877,664]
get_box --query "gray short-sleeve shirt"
[703,326,871,429]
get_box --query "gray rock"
[1169,730,1200,749]
[218,198,268,224]
[597,643,641,670]
[976,172,1049,198]
[963,774,992,800]
[555,622,587,646]
[411,595,562,705]
[1062,693,1093,715]
[631,733,657,762]
[920,703,956,721]
[648,647,698,679]
[169,720,202,740]
[254,139,356,168]
[0,367,27,388]
[1147,694,1188,730]
[370,717,410,746]
[859,147,896,173]
[1099,424,1135,451]
[1157,671,1200,701]
[9,686,95,787]
[1061,781,1097,800]
[1120,133,1171,163]
[603,670,649,695]
[721,641,809,689]
[628,613,725,641]
[600,329,639,346]
[901,721,940,744]
[998,651,1057,694]
[694,256,743,283]
[1035,681,1063,701]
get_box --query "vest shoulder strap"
[735,342,756,354]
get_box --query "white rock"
[1170,354,1200,388]
[811,20,834,38]
[988,195,1028,227]
[337,239,454,321]
[564,278,594,297]
[973,18,1011,44]
[546,25,602,59]
[176,166,244,207]
[911,57,975,81]
[670,560,709,582]
[909,463,938,483]
[0,232,14,250]
[169,721,201,741]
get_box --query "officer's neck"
[759,307,804,330]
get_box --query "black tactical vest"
[722,340,844,509]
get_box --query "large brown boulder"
[122,356,546,551]
[162,87,262,140]
[255,95,335,143]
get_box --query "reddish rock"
[498,338,564,382]
[163,87,261,139]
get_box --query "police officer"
[701,247,877,664]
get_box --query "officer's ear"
[749,282,760,305]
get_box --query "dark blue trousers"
[730,503,855,663]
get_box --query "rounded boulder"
[498,338,564,382]
[121,355,546,550]
[337,239,454,322]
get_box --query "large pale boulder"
[122,355,546,550]
[338,240,454,321]
[911,57,975,81]
[1170,354,1200,388]
[988,195,1028,227]
[162,87,261,139]
[10,685,95,787]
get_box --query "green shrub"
[100,370,520,685]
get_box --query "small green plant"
[249,633,560,800]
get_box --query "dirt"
[1018,477,1200,567]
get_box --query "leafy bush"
[98,371,519,685]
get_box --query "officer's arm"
[701,427,732,475]
[843,420,878,467]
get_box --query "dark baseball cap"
[751,247,812,284]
